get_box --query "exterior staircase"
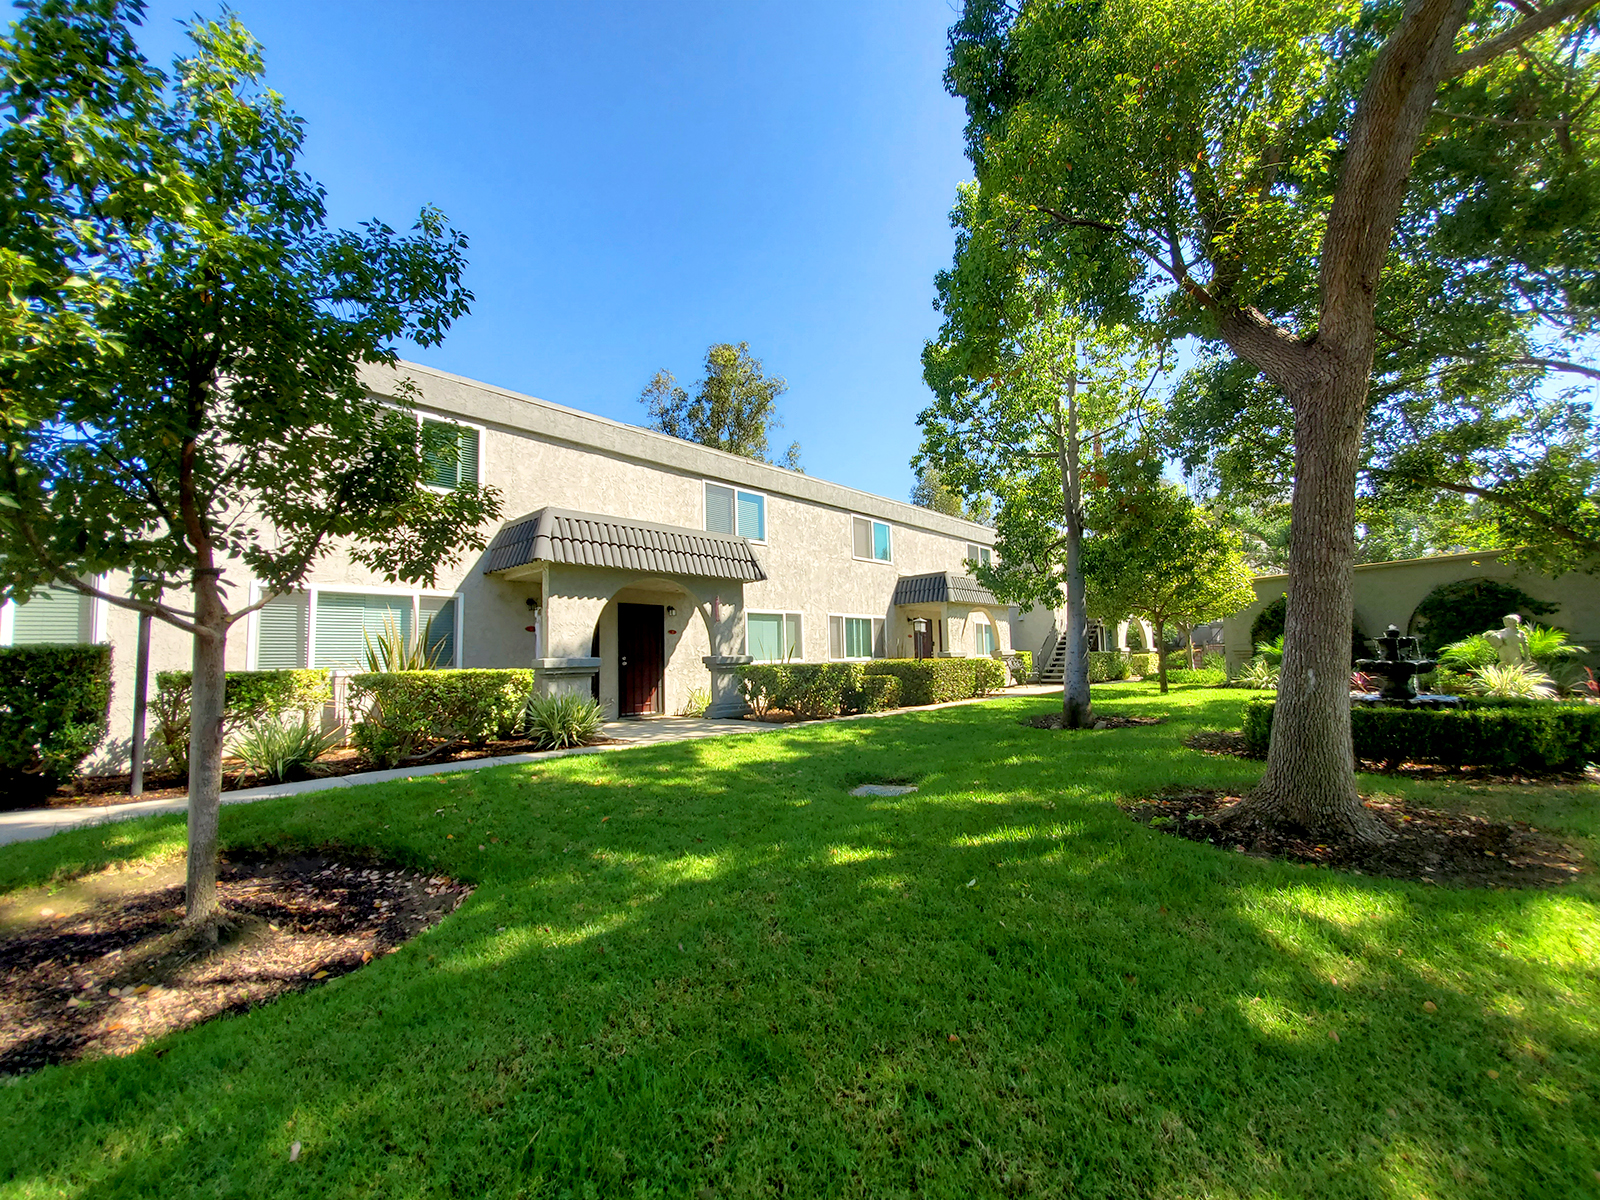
[1039,630,1068,683]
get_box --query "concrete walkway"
[0,685,1068,848]
[0,716,784,848]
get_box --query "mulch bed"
[34,737,622,811]
[0,854,472,1074]
[1021,713,1167,731]
[1122,788,1585,888]
[1182,729,1599,786]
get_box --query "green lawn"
[2,684,1597,1199]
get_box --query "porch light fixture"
[666,605,676,617]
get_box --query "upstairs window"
[423,418,480,491]
[705,483,766,541]
[852,516,892,563]
[3,585,95,645]
[747,611,802,662]
[966,544,992,569]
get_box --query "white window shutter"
[705,484,735,534]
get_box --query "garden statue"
[1485,614,1531,666]
[1353,625,1458,708]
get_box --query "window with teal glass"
[313,592,412,670]
[747,611,801,662]
[851,516,891,562]
[421,595,458,667]
[423,419,479,491]
[706,482,765,540]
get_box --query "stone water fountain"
[1352,625,1462,709]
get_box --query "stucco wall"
[1222,551,1600,674]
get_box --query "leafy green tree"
[0,4,500,932]
[1083,458,1256,694]
[940,0,1599,841]
[640,342,801,469]
[910,465,992,522]
[920,284,1161,727]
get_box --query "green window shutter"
[11,587,89,644]
[748,613,782,662]
[456,428,479,487]
[872,618,885,658]
[314,592,412,670]
[423,419,463,489]
[705,484,735,534]
[736,491,765,541]
[256,593,307,668]
[421,596,457,667]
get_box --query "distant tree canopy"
[910,465,992,523]
[640,342,800,470]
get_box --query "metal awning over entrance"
[482,507,768,582]
[891,571,999,607]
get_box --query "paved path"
[0,686,1067,849]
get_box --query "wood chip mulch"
[1021,713,1167,731]
[1122,788,1585,889]
[0,854,471,1075]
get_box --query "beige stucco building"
[1223,549,1600,673]
[4,361,1044,772]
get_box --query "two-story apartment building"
[3,361,1024,769]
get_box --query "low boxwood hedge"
[1165,667,1227,686]
[1242,697,1600,773]
[737,658,1005,717]
[1086,651,1130,683]
[155,668,332,770]
[861,658,981,706]
[0,643,112,805]
[348,669,534,767]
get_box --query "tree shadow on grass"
[0,696,1595,1199]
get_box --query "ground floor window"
[829,614,885,660]
[1,583,100,646]
[251,586,459,670]
[973,617,998,656]
[747,611,802,662]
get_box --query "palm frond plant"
[229,717,344,784]
[1252,635,1285,666]
[1469,663,1557,701]
[1524,624,1588,668]
[1439,633,1497,671]
[521,692,606,750]
[363,614,443,673]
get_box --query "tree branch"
[1450,0,1600,77]
[1034,204,1221,310]
[1365,465,1600,550]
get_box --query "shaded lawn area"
[1,683,1596,1199]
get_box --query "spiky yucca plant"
[230,717,343,783]
[521,693,606,750]
[363,614,444,672]
[1470,663,1557,701]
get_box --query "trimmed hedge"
[857,674,901,712]
[0,643,112,805]
[1165,667,1227,686]
[861,659,979,707]
[1242,697,1600,773]
[1126,652,1160,678]
[1086,651,1130,683]
[348,669,534,767]
[155,668,331,769]
[737,658,1005,717]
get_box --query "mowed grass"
[2,684,1597,1199]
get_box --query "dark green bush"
[1242,697,1600,773]
[155,668,331,769]
[1126,652,1160,678]
[348,669,534,766]
[786,664,864,718]
[861,659,980,706]
[857,674,901,712]
[1086,651,1130,683]
[974,658,1008,695]
[0,643,112,805]
[737,664,791,719]
[1165,667,1227,686]
[1410,578,1558,653]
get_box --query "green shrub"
[348,669,533,767]
[1126,652,1160,678]
[155,668,331,770]
[856,674,901,712]
[737,664,790,719]
[1086,651,1129,683]
[1201,651,1225,671]
[1230,659,1280,690]
[679,687,711,717]
[521,693,606,750]
[974,658,1008,695]
[1242,697,1600,772]
[1165,667,1227,686]
[788,663,865,718]
[860,659,979,706]
[0,643,112,805]
[229,717,342,784]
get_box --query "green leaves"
[640,343,799,469]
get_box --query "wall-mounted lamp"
[525,597,539,610]
[666,605,676,617]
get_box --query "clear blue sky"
[132,0,972,505]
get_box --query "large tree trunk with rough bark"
[185,579,229,930]
[1057,367,1093,727]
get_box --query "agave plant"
[230,717,344,784]
[521,692,606,750]
[363,614,443,672]
[1439,633,1497,670]
[1469,662,1557,701]
[1233,658,1280,690]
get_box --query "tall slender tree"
[941,0,1599,841]
[921,275,1161,727]
[0,3,500,933]
[640,342,801,469]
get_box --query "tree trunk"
[1057,353,1093,728]
[1184,625,1197,669]
[1154,618,1168,694]
[185,572,229,930]
[1229,363,1389,843]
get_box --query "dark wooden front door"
[912,620,933,660]
[617,603,664,715]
